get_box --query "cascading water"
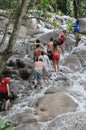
[0,32,86,130]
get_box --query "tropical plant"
[67,19,74,33]
[0,120,13,130]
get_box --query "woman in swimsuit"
[53,40,60,72]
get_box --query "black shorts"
[57,39,64,45]
[0,93,10,101]
[47,50,53,60]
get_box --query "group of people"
[0,19,81,111]
[32,19,81,88]
[32,29,67,88]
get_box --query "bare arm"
[39,43,44,48]
[30,43,36,50]
[7,84,11,96]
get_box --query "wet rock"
[13,123,41,130]
[16,59,25,68]
[61,54,82,71]
[46,112,86,130]
[38,30,59,44]
[79,18,86,34]
[36,92,77,121]
[8,109,39,129]
[73,50,86,67]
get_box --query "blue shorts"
[34,70,43,80]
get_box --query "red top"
[0,78,10,93]
[59,32,65,42]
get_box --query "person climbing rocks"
[34,44,47,61]
[57,30,67,54]
[30,39,44,50]
[52,40,60,73]
[38,51,51,72]
[0,75,11,111]
[73,19,81,46]
[33,58,46,88]
[47,37,54,61]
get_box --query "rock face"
[6,56,33,80]
[46,112,86,130]
[61,54,82,71]
[36,92,77,121]
[73,50,86,67]
[39,31,59,44]
[8,109,41,130]
[79,18,86,34]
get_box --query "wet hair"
[36,39,40,43]
[50,38,53,41]
[63,30,66,33]
[0,75,4,81]
[53,40,58,47]
[41,51,44,55]
[36,44,40,48]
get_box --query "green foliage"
[47,14,52,18]
[67,19,73,33]
[52,19,57,29]
[57,10,63,16]
[78,0,86,17]
[51,0,56,4]
[8,0,14,3]
[0,120,13,130]
[75,33,81,39]
[66,0,73,16]
[0,55,3,64]
[0,0,86,18]
[57,0,67,14]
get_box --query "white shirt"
[38,54,51,71]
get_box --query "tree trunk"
[0,19,11,47]
[73,0,78,18]
[73,0,81,19]
[3,0,30,56]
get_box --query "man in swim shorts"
[33,58,46,88]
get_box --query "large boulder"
[38,30,59,44]
[8,109,40,130]
[36,92,77,121]
[61,54,82,71]
[73,50,86,67]
[79,18,86,34]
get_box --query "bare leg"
[39,80,43,86]
[60,44,65,53]
[53,60,57,72]
[34,80,38,87]
[5,99,10,110]
[56,60,60,73]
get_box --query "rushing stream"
[0,34,86,130]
